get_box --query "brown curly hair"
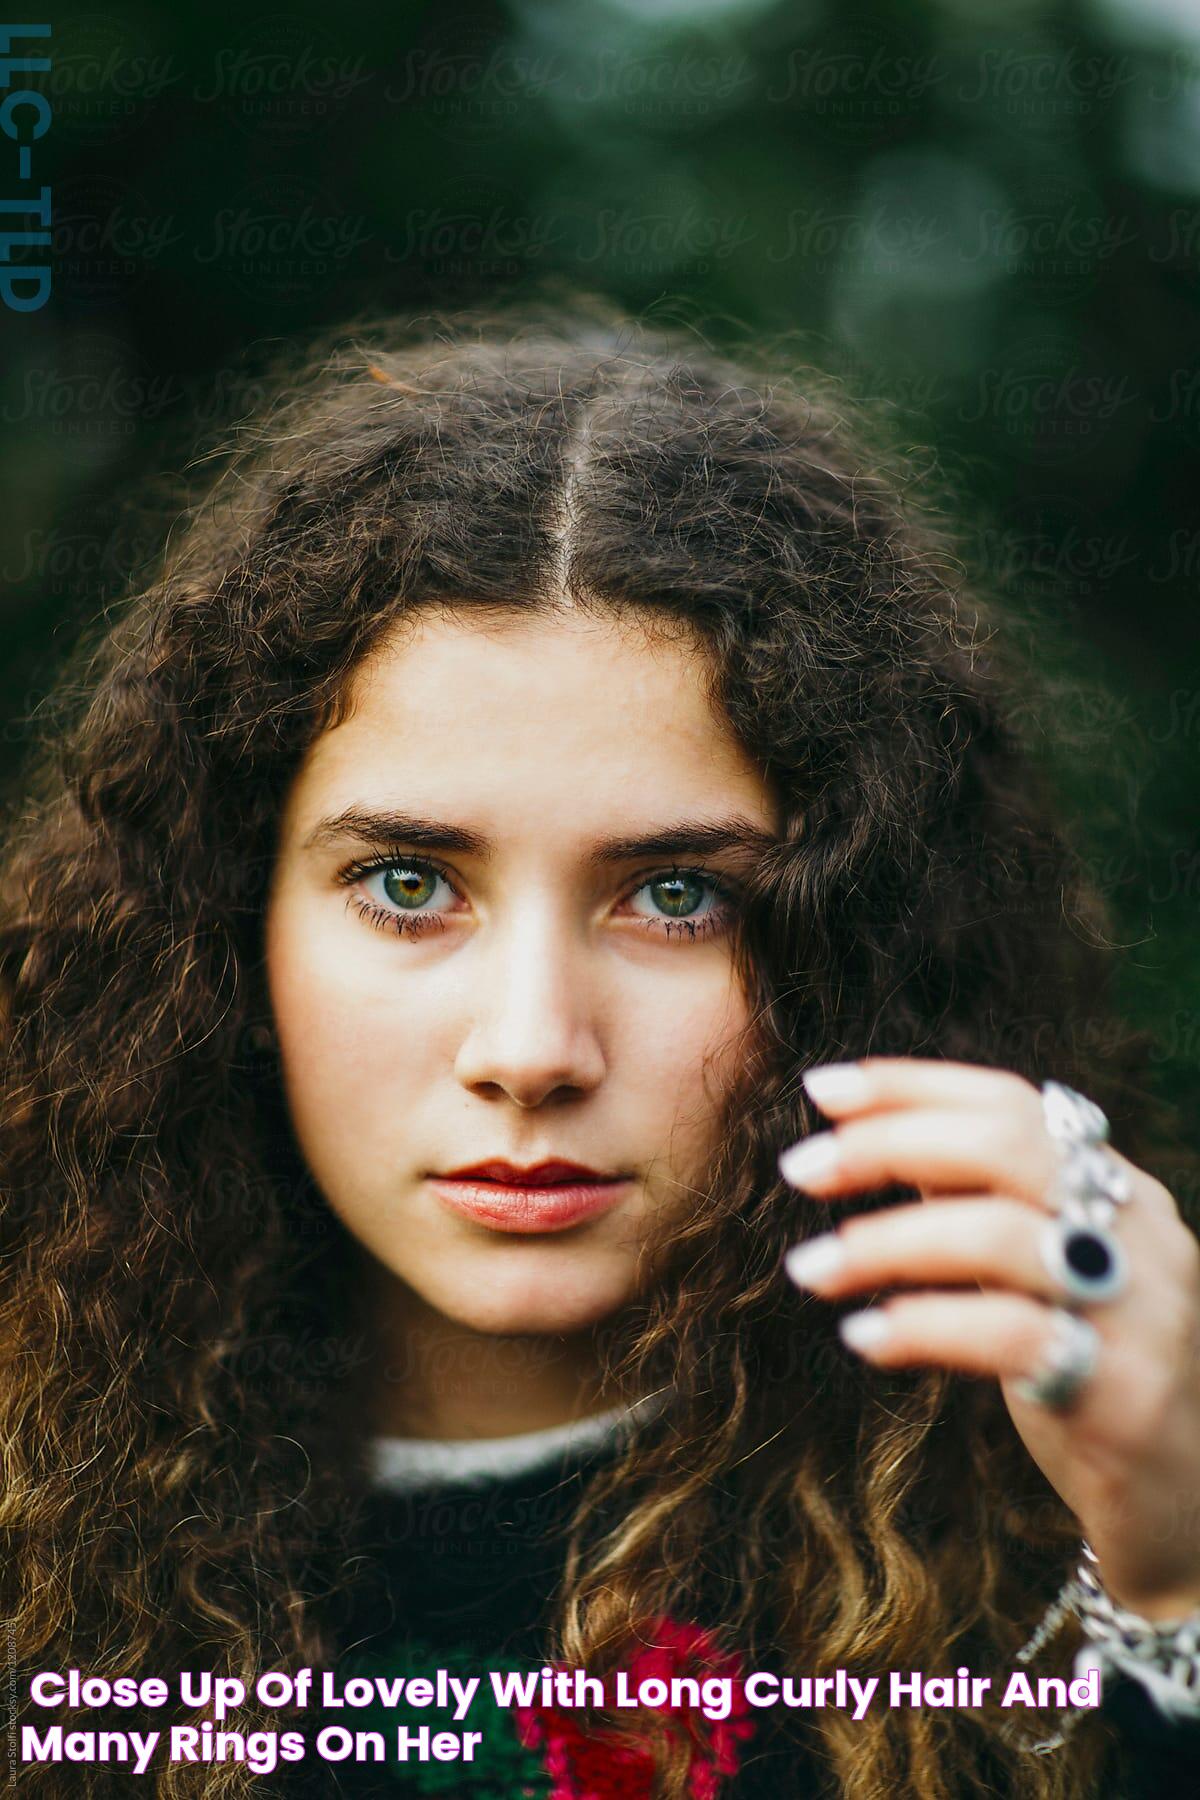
[0,291,1178,1797]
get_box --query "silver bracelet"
[1071,1542,1200,1719]
[1005,1543,1200,1753]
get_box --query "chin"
[419,1254,635,1337]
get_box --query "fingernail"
[784,1233,846,1288]
[839,1309,890,1353]
[801,1062,870,1109]
[778,1132,839,1188]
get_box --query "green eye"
[343,855,459,939]
[626,870,732,933]
[379,865,442,910]
[645,873,711,918]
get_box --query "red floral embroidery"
[514,1617,757,1800]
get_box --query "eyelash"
[335,851,738,944]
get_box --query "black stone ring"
[1039,1215,1128,1306]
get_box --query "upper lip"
[437,1159,623,1186]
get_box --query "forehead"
[283,606,778,831]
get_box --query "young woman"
[2,297,1199,1800]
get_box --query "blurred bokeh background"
[2,0,1197,1129]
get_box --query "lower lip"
[429,1177,630,1234]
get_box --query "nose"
[452,902,607,1109]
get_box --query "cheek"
[264,898,446,1150]
[626,973,750,1146]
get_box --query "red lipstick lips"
[442,1158,613,1185]
[430,1159,629,1233]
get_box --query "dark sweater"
[311,1438,1200,1800]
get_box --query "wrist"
[1087,1544,1200,1626]
[1099,1581,1200,1626]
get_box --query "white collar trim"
[367,1393,663,1494]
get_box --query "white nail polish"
[778,1133,839,1187]
[784,1234,845,1288]
[839,1309,890,1352]
[801,1062,870,1109]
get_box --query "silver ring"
[1039,1215,1128,1305]
[1041,1082,1130,1227]
[1013,1308,1099,1412]
[1052,1142,1132,1224]
[1041,1081,1110,1149]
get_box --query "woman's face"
[265,606,780,1339]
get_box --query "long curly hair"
[0,292,1177,1798]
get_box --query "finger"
[784,1198,1084,1304]
[800,1057,1041,1124]
[779,1108,1060,1206]
[834,1291,1098,1386]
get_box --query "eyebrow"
[301,807,778,867]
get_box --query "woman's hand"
[779,1057,1200,1622]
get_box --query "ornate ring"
[1041,1081,1110,1149]
[1013,1308,1099,1412]
[1039,1215,1128,1306]
[1041,1082,1130,1225]
[1052,1142,1132,1224]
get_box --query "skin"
[781,1058,1200,1621]
[265,604,781,1439]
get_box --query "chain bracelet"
[1071,1544,1200,1713]
[1001,1544,1200,1755]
